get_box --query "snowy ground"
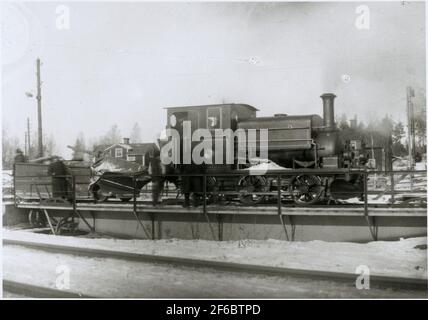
[2,170,13,199]
[4,244,426,298]
[3,229,427,280]
[343,160,427,205]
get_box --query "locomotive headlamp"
[170,114,177,127]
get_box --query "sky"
[1,1,426,158]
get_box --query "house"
[94,138,159,166]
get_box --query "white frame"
[115,147,123,158]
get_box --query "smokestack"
[320,93,336,129]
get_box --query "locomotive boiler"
[237,93,341,169]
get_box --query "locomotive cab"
[164,103,257,169]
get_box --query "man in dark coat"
[149,155,163,206]
[47,157,70,199]
[14,149,26,163]
[180,163,205,207]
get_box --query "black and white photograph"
[1,0,427,304]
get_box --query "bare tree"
[72,132,87,159]
[99,124,122,145]
[337,113,349,130]
[130,122,142,143]
[392,121,407,156]
[43,134,57,156]
[2,124,21,169]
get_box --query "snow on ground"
[3,229,427,280]
[416,162,427,171]
[343,160,427,204]
[5,245,425,298]
[2,170,13,197]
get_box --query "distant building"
[93,138,159,166]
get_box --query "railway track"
[3,280,94,298]
[3,237,427,296]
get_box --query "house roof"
[94,142,159,156]
[93,144,110,154]
[104,143,133,152]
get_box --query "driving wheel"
[238,175,268,205]
[291,175,323,205]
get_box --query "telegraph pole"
[25,133,28,157]
[406,86,415,169]
[407,86,416,191]
[36,58,43,157]
[27,117,31,159]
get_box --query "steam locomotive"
[12,93,369,207]
[161,93,370,205]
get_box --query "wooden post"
[277,175,289,241]
[203,174,207,215]
[363,171,368,216]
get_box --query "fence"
[10,163,427,240]
[12,165,427,211]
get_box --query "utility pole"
[406,86,415,169]
[25,133,28,157]
[27,117,31,159]
[407,86,416,191]
[36,58,43,158]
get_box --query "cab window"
[207,108,221,129]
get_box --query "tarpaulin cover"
[92,156,145,174]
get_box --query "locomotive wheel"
[238,175,268,205]
[291,175,323,205]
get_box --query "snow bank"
[3,229,426,279]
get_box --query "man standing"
[14,149,27,163]
[180,163,205,208]
[47,156,70,200]
[149,155,163,206]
